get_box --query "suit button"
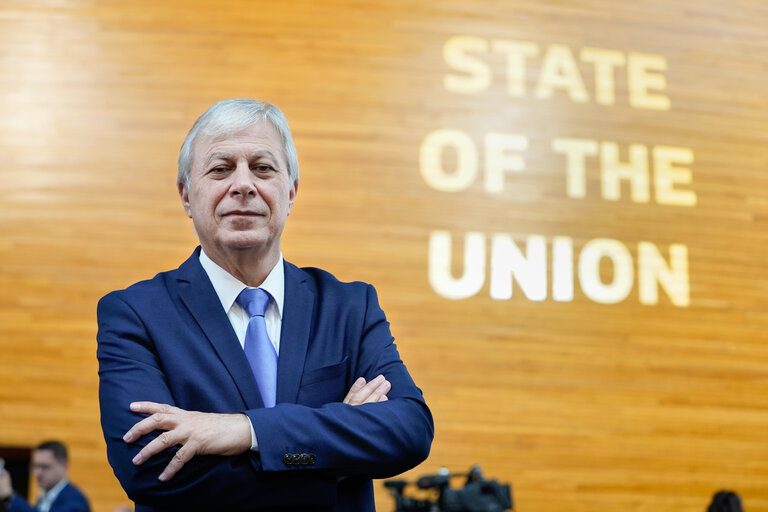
[308,454,317,465]
[283,454,295,466]
[299,453,310,465]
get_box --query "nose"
[230,161,256,197]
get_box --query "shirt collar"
[40,479,68,505]
[198,248,285,318]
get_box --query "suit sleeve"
[247,284,434,479]
[97,293,337,511]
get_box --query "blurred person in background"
[0,440,90,512]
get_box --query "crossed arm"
[123,375,391,482]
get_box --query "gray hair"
[177,98,299,187]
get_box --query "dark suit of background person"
[96,99,434,512]
[0,441,90,512]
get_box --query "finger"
[130,402,178,415]
[342,377,366,404]
[378,395,389,402]
[124,412,178,443]
[347,375,388,405]
[366,379,391,404]
[158,444,195,482]
[346,375,382,405]
[132,429,183,466]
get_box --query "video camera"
[384,465,513,512]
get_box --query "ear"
[287,180,299,214]
[178,182,192,218]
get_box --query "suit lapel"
[277,261,315,404]
[175,249,264,409]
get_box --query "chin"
[220,233,272,250]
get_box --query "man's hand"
[0,468,12,500]
[343,375,390,405]
[123,402,251,482]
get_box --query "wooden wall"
[1,1,767,511]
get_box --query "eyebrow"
[204,151,280,167]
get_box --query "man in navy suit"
[0,440,90,512]
[97,99,434,511]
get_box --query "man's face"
[179,121,298,262]
[32,450,67,492]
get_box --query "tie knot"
[236,288,271,318]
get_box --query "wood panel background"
[0,1,767,511]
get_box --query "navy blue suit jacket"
[6,482,90,512]
[97,248,433,511]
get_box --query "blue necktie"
[236,288,278,408]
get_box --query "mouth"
[223,210,264,217]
